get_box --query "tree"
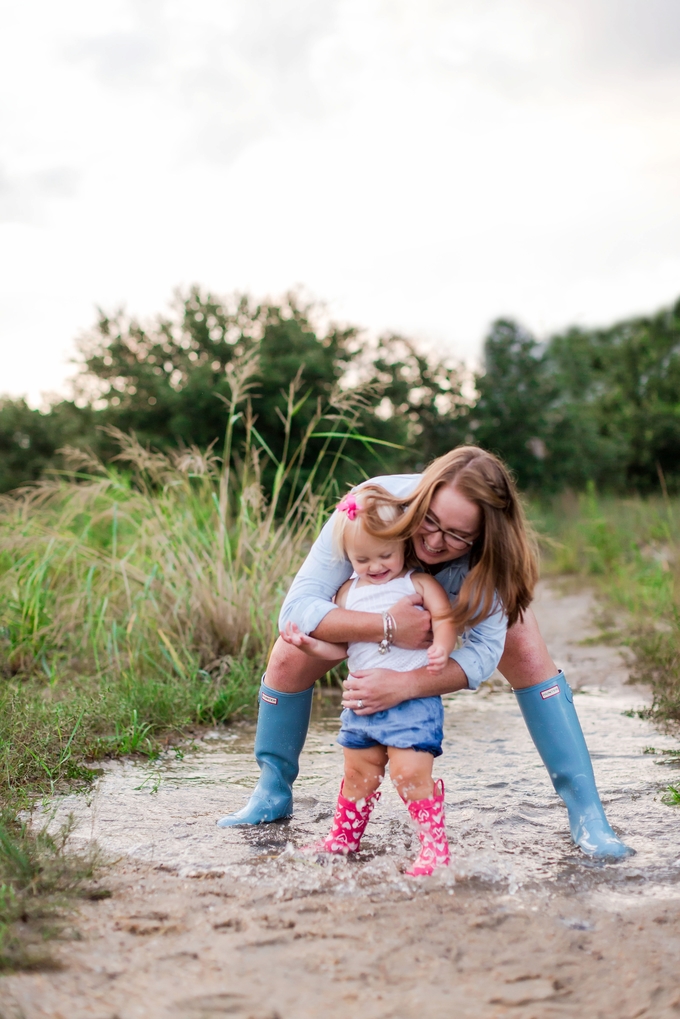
[541,328,628,492]
[367,333,471,468]
[12,286,679,499]
[469,320,555,490]
[74,287,471,494]
[0,398,95,494]
[545,298,680,492]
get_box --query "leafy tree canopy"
[70,288,469,494]
[3,288,680,497]
[470,298,680,493]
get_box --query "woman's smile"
[414,532,453,562]
[420,535,446,556]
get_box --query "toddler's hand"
[281,622,312,649]
[426,643,448,674]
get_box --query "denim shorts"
[337,695,444,758]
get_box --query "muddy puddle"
[44,583,680,907]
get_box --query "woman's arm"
[311,596,432,647]
[449,602,507,689]
[342,658,469,714]
[278,514,354,635]
[341,600,508,713]
[280,622,348,661]
[312,571,434,646]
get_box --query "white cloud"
[0,0,679,405]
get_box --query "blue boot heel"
[217,679,314,828]
[515,673,634,860]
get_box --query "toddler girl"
[281,485,457,876]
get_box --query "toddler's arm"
[412,575,458,674]
[280,621,348,661]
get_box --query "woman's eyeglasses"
[421,515,476,550]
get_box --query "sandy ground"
[2,582,680,1019]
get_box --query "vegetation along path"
[2,580,680,1019]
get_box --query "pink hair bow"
[337,495,360,520]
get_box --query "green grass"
[0,357,366,802]
[531,486,680,725]
[0,446,281,801]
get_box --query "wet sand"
[2,581,680,1019]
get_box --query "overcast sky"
[2,0,680,406]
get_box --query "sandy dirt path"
[2,582,680,1019]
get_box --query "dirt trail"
[3,582,680,1019]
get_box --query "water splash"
[40,682,680,904]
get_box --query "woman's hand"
[342,659,470,714]
[389,594,433,649]
[342,668,413,714]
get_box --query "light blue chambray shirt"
[278,474,508,690]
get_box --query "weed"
[0,812,99,971]
[133,770,162,794]
[643,746,680,759]
[533,490,680,726]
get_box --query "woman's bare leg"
[498,607,557,689]
[266,636,345,692]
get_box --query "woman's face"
[412,482,482,566]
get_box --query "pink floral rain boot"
[404,778,450,877]
[306,783,381,855]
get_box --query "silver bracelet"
[378,611,396,655]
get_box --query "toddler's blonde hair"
[332,484,404,561]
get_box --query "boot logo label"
[540,685,560,700]
[261,692,279,705]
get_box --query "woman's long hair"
[362,447,538,628]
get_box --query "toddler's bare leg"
[387,747,435,802]
[342,746,388,802]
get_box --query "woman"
[217,447,633,860]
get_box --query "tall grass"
[0,356,375,803]
[533,486,680,725]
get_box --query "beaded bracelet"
[378,611,396,655]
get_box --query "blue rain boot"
[515,672,634,860]
[217,678,314,827]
